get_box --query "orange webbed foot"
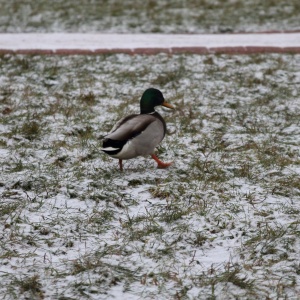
[151,154,173,169]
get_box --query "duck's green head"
[140,88,174,114]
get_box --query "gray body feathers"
[102,112,166,160]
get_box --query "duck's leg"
[119,159,123,171]
[151,154,172,169]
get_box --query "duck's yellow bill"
[162,101,174,109]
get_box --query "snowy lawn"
[1,0,300,33]
[0,53,300,299]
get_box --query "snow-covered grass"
[1,0,300,33]
[0,53,300,299]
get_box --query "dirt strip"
[1,47,300,55]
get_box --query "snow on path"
[0,33,300,54]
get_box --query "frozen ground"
[1,1,300,299]
[0,53,300,299]
[0,0,300,34]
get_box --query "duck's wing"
[107,114,138,134]
[105,114,157,141]
[102,114,157,154]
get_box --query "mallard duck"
[101,88,174,171]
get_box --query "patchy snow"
[0,53,300,299]
[0,0,300,35]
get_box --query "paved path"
[1,33,300,54]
